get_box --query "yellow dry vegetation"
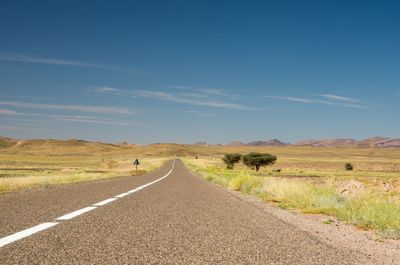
[0,139,172,193]
[182,146,400,239]
[1,138,400,238]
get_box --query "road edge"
[183,163,400,265]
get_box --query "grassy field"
[182,146,400,239]
[1,138,400,238]
[0,139,174,193]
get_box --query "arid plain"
[1,136,399,240]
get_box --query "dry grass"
[182,146,400,239]
[0,141,172,193]
[2,139,400,238]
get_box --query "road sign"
[133,159,140,171]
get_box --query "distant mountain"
[1,136,399,149]
[0,137,123,151]
[226,139,288,146]
[116,141,138,147]
[356,137,400,148]
[193,141,208,146]
[248,139,288,146]
[226,141,247,146]
[293,137,400,148]
[294,138,357,147]
[0,136,17,148]
[356,137,390,147]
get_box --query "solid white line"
[56,206,97,221]
[93,198,118,206]
[0,222,58,248]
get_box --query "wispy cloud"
[0,125,44,131]
[168,85,227,96]
[0,108,18,115]
[0,53,142,74]
[0,53,109,69]
[92,86,119,93]
[265,96,314,104]
[136,90,249,110]
[0,101,133,114]
[316,94,361,103]
[90,86,136,98]
[184,110,215,117]
[0,110,138,126]
[92,85,250,110]
[43,114,137,126]
[265,95,368,109]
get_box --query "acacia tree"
[222,153,242,169]
[242,152,277,171]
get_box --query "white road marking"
[0,222,58,248]
[56,206,97,221]
[0,159,176,248]
[115,192,129,198]
[93,198,118,206]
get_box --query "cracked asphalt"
[0,159,369,264]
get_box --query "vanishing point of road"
[0,160,370,264]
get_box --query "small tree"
[345,163,353,171]
[242,152,277,171]
[222,153,242,169]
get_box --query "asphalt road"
[0,159,369,264]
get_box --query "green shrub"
[222,153,242,169]
[345,163,353,171]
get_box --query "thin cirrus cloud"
[90,86,136,98]
[265,94,368,109]
[0,53,141,73]
[315,94,362,103]
[43,114,137,126]
[136,90,249,110]
[0,53,109,69]
[0,125,44,131]
[0,101,133,115]
[92,86,119,93]
[168,85,227,96]
[184,110,215,117]
[92,85,250,110]
[0,109,137,126]
[0,108,18,115]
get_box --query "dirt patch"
[336,179,366,197]
[277,175,326,185]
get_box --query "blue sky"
[0,0,399,144]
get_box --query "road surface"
[0,159,369,264]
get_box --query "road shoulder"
[188,167,400,265]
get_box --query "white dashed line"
[56,206,97,221]
[93,198,118,206]
[0,222,58,248]
[0,159,176,248]
[115,192,129,198]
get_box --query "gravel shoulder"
[200,173,400,265]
